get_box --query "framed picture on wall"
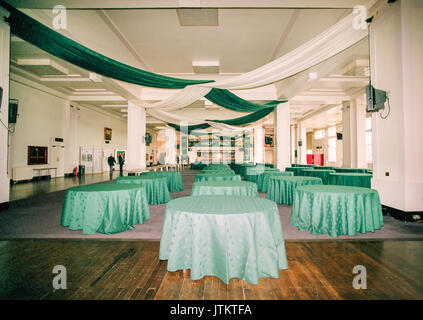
[265,135,274,147]
[104,127,112,141]
[116,150,125,160]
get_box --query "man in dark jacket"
[107,154,116,179]
[117,154,125,176]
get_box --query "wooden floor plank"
[0,239,422,300]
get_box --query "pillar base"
[382,205,423,223]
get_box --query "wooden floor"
[9,172,121,202]
[0,239,421,300]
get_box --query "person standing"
[107,154,116,179]
[118,154,125,176]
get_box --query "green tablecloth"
[291,164,316,168]
[159,196,288,284]
[266,176,323,205]
[244,167,279,183]
[61,184,150,234]
[328,173,372,188]
[285,167,314,176]
[142,171,183,192]
[313,166,336,170]
[302,169,336,184]
[115,176,171,204]
[191,181,258,197]
[195,173,241,182]
[240,164,256,178]
[231,163,254,175]
[259,171,294,192]
[335,168,372,174]
[200,168,235,174]
[290,185,383,237]
[191,163,207,170]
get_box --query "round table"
[302,169,336,184]
[244,167,280,183]
[291,164,316,168]
[142,171,183,192]
[290,185,383,237]
[191,181,259,197]
[285,167,313,176]
[200,168,235,174]
[61,184,150,234]
[159,196,288,284]
[190,163,207,170]
[195,173,241,182]
[115,176,171,205]
[259,171,294,192]
[328,173,372,188]
[335,168,372,174]
[266,176,323,205]
[313,166,336,170]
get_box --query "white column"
[64,104,79,174]
[180,121,188,165]
[0,18,10,207]
[342,97,367,168]
[253,126,264,164]
[356,95,367,168]
[290,125,296,165]
[165,127,176,164]
[274,102,290,170]
[342,100,356,168]
[370,0,423,212]
[126,101,146,170]
[296,122,306,164]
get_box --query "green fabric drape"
[207,105,277,125]
[205,88,284,112]
[167,123,211,133]
[2,2,212,89]
[168,102,285,132]
[1,2,289,130]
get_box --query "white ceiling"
[7,0,372,131]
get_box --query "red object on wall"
[307,154,324,165]
[314,154,324,166]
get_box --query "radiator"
[12,167,34,181]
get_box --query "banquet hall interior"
[0,0,422,301]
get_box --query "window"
[28,146,48,165]
[366,117,372,163]
[327,126,336,137]
[328,137,336,162]
[314,129,325,140]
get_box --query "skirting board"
[0,201,9,212]
[382,205,423,223]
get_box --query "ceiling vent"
[177,8,218,26]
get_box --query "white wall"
[8,79,127,177]
[0,19,10,205]
[370,0,423,211]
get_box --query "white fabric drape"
[140,12,367,117]
[141,85,211,110]
[198,12,367,90]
